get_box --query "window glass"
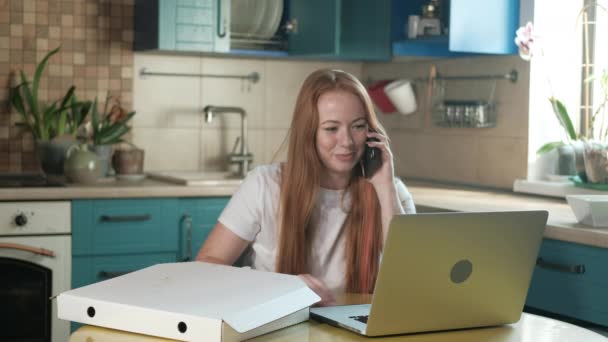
[591,2,608,141]
[527,0,584,179]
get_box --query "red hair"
[276,69,386,293]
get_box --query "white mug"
[384,80,417,115]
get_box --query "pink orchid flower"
[514,22,536,61]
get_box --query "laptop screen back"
[366,211,548,336]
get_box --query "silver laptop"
[310,210,548,336]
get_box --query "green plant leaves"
[549,97,577,141]
[32,46,61,115]
[89,97,135,145]
[10,86,29,128]
[9,46,63,141]
[537,141,565,154]
[9,45,137,144]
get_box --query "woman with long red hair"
[196,69,415,305]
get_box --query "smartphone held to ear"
[363,137,382,178]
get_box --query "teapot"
[64,144,101,184]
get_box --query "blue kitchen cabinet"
[134,0,230,53]
[134,0,391,61]
[286,0,391,61]
[178,197,230,261]
[71,198,181,288]
[526,239,608,326]
[391,0,519,57]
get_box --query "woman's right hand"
[298,274,336,306]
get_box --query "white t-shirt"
[218,164,416,292]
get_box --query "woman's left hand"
[364,131,406,241]
[365,131,395,192]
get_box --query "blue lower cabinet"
[72,198,180,256]
[71,198,181,288]
[178,197,230,261]
[526,239,608,326]
[70,197,230,289]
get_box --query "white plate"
[231,0,282,39]
[116,174,146,182]
[257,0,283,39]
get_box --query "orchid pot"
[583,141,608,184]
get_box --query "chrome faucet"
[202,106,253,178]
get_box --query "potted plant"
[515,20,608,183]
[580,70,608,183]
[10,46,91,175]
[81,93,136,177]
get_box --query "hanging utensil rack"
[139,68,261,84]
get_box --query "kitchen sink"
[147,171,244,186]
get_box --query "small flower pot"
[90,144,114,177]
[112,148,145,175]
[583,141,608,184]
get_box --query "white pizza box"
[58,262,320,341]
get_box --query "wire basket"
[433,100,496,128]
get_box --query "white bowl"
[566,195,608,227]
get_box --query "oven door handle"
[0,242,56,257]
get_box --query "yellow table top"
[69,294,606,342]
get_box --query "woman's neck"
[319,170,351,190]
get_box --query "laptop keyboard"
[349,315,369,324]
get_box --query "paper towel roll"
[384,80,417,115]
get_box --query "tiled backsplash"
[132,54,363,173]
[364,56,531,189]
[134,53,530,189]
[0,0,134,172]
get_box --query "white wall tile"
[132,52,526,189]
[477,137,528,188]
[200,57,266,129]
[388,130,430,177]
[132,127,201,171]
[199,127,265,173]
[264,60,363,129]
[133,54,202,129]
[263,128,289,164]
[390,130,479,184]
[364,55,529,188]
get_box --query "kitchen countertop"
[1,177,606,248]
[0,178,242,200]
[405,180,608,249]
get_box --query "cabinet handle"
[98,271,131,279]
[284,18,299,34]
[181,214,193,261]
[99,214,151,222]
[216,0,227,38]
[536,258,586,274]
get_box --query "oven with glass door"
[0,201,71,342]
